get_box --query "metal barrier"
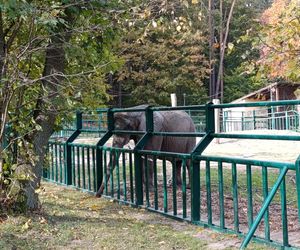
[223,107,300,132]
[44,100,300,249]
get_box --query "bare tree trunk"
[219,0,224,102]
[215,0,236,100]
[0,9,6,185]
[208,0,216,100]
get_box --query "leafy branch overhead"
[0,0,122,210]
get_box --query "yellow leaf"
[22,219,32,231]
[90,205,101,211]
[192,0,199,4]
[40,217,47,224]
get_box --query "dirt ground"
[203,130,300,163]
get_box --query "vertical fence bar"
[246,164,253,228]
[206,160,212,225]
[44,145,49,179]
[191,160,201,221]
[232,163,239,232]
[122,152,127,202]
[92,148,96,192]
[129,152,134,204]
[296,156,300,223]
[253,110,256,130]
[82,147,86,189]
[162,158,168,214]
[145,155,150,207]
[59,145,63,183]
[172,158,177,216]
[218,161,225,229]
[65,111,82,185]
[285,111,288,130]
[77,147,81,187]
[153,156,158,211]
[182,159,187,219]
[116,151,120,200]
[96,145,102,195]
[87,147,91,191]
[104,149,108,195]
[72,146,75,185]
[241,112,245,131]
[262,167,270,241]
[49,143,54,180]
[64,145,67,184]
[110,150,114,197]
[134,151,143,206]
[55,144,58,182]
[281,174,289,247]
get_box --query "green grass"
[201,166,297,206]
[0,182,274,250]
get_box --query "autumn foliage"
[259,0,300,81]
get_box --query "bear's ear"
[114,113,131,129]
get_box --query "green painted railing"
[223,107,300,132]
[44,100,300,249]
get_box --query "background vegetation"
[0,0,299,214]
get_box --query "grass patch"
[0,182,274,250]
[201,166,297,206]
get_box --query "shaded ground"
[0,182,273,250]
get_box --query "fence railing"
[43,100,300,249]
[222,105,300,132]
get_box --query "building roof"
[232,82,300,103]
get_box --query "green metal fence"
[44,100,300,249]
[223,107,300,132]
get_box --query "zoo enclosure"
[44,100,300,249]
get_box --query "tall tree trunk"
[219,0,224,102]
[24,9,76,209]
[0,9,6,183]
[208,0,216,100]
[215,0,236,100]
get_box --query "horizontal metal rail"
[139,149,191,159]
[152,132,206,137]
[80,129,107,133]
[214,99,300,109]
[197,155,295,170]
[213,133,300,141]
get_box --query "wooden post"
[170,93,177,107]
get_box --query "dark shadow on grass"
[41,201,139,228]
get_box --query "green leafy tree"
[111,0,210,107]
[257,0,300,82]
[0,0,121,210]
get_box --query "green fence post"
[65,111,82,185]
[296,155,300,223]
[223,110,227,132]
[95,108,113,194]
[253,110,256,130]
[190,102,215,222]
[135,106,154,206]
[241,112,244,131]
[191,159,200,221]
[285,110,289,130]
